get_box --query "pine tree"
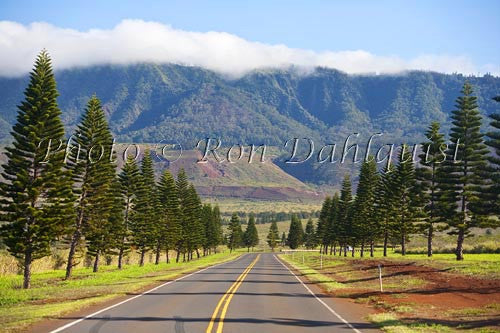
[316,196,332,254]
[438,83,489,260]
[477,96,500,217]
[243,213,259,252]
[328,193,340,255]
[337,175,353,256]
[287,214,304,249]
[416,122,446,257]
[176,168,190,262]
[267,220,280,251]
[158,170,182,263]
[185,184,204,259]
[108,176,125,260]
[212,205,223,253]
[228,213,243,252]
[304,218,317,249]
[132,150,159,266]
[117,156,141,269]
[374,165,396,256]
[392,145,419,256]
[0,50,74,289]
[351,159,379,257]
[201,204,214,255]
[64,95,116,277]
[86,174,120,272]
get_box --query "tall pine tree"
[0,50,74,289]
[316,196,332,254]
[65,95,116,278]
[117,156,141,269]
[328,193,340,255]
[392,145,419,256]
[438,83,489,260]
[287,214,304,249]
[243,213,259,252]
[158,170,181,263]
[337,175,353,256]
[132,150,160,266]
[374,164,396,257]
[176,168,190,262]
[228,213,243,252]
[267,220,280,251]
[476,96,500,217]
[416,122,446,257]
[351,159,379,257]
[304,218,317,249]
[185,184,204,259]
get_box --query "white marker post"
[378,264,383,292]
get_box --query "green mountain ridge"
[0,64,498,186]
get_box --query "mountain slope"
[0,64,498,186]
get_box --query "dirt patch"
[319,258,500,330]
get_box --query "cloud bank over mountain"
[0,19,496,77]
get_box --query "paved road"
[47,253,379,333]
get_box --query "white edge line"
[274,254,363,333]
[48,254,247,333]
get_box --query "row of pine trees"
[0,51,225,289]
[315,83,499,261]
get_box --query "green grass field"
[0,250,242,333]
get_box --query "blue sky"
[0,0,498,76]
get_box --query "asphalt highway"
[47,253,379,333]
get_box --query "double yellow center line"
[205,254,260,333]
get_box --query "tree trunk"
[343,245,347,257]
[401,231,406,256]
[93,252,100,273]
[370,241,374,257]
[165,249,170,264]
[360,242,365,257]
[383,231,388,257]
[65,229,81,280]
[118,248,124,269]
[351,246,355,257]
[139,249,146,266]
[155,243,161,265]
[176,250,180,263]
[427,224,433,257]
[23,251,32,289]
[333,245,336,256]
[456,229,465,261]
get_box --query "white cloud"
[0,19,496,77]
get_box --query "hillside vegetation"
[1,64,499,186]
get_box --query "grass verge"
[279,252,500,333]
[0,251,242,333]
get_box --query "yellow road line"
[206,254,260,333]
[205,260,253,333]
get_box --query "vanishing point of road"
[43,253,380,333]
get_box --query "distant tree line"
[224,210,319,225]
[313,83,499,261]
[0,51,225,289]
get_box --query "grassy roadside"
[279,252,500,333]
[0,251,243,333]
